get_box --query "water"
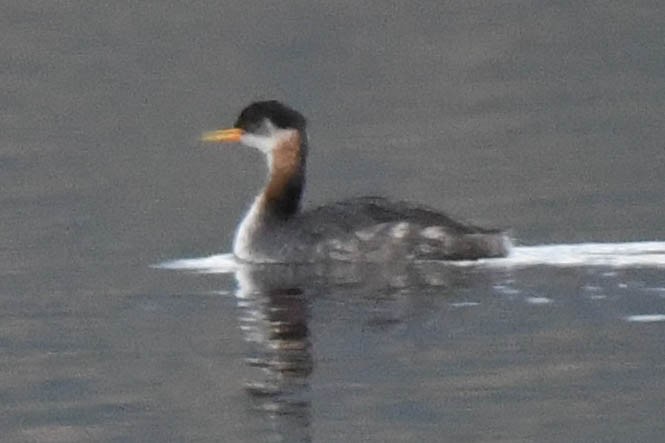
[2,1,665,442]
[156,251,665,442]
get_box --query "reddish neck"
[260,131,306,219]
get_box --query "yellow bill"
[201,127,245,143]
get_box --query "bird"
[202,100,511,263]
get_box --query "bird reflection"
[233,265,315,442]
[229,260,481,442]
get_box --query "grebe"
[202,100,511,263]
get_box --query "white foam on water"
[155,253,239,273]
[493,284,521,295]
[155,241,665,273]
[624,314,665,323]
[525,296,553,305]
[458,241,665,269]
[449,302,480,308]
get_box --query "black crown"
[234,100,307,132]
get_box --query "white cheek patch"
[241,133,277,154]
[240,120,298,155]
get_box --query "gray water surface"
[2,1,665,442]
